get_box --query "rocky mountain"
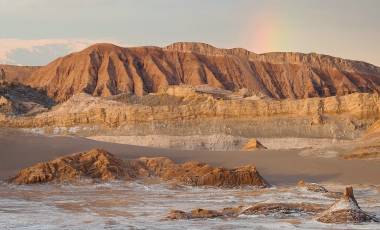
[8,42,379,102]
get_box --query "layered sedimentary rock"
[316,187,378,223]
[13,42,380,102]
[1,89,379,139]
[9,149,269,187]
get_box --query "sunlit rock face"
[9,149,132,184]
[9,149,269,188]
[7,42,379,103]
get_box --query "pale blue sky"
[0,0,379,66]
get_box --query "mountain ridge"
[1,42,380,102]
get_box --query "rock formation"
[242,138,267,150]
[297,180,328,193]
[7,42,378,102]
[1,89,379,140]
[134,157,269,187]
[241,203,326,216]
[316,187,378,224]
[0,81,54,115]
[297,180,342,199]
[166,209,224,220]
[166,203,327,220]
[9,149,269,187]
[9,149,132,184]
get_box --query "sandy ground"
[1,131,380,185]
[87,135,351,151]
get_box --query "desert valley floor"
[0,130,380,229]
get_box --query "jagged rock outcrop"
[9,149,132,184]
[9,149,269,187]
[135,157,269,187]
[242,138,267,150]
[316,187,378,223]
[12,42,380,102]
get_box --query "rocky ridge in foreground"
[9,149,269,188]
[316,187,378,223]
[166,187,378,224]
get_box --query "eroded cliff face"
[1,86,379,139]
[16,42,380,102]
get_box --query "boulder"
[242,138,267,150]
[316,187,378,224]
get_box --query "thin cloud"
[0,38,125,65]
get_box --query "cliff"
[1,87,379,138]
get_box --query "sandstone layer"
[9,149,269,188]
[6,42,379,102]
[1,88,379,139]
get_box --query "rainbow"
[243,10,289,54]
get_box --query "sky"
[0,0,379,66]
